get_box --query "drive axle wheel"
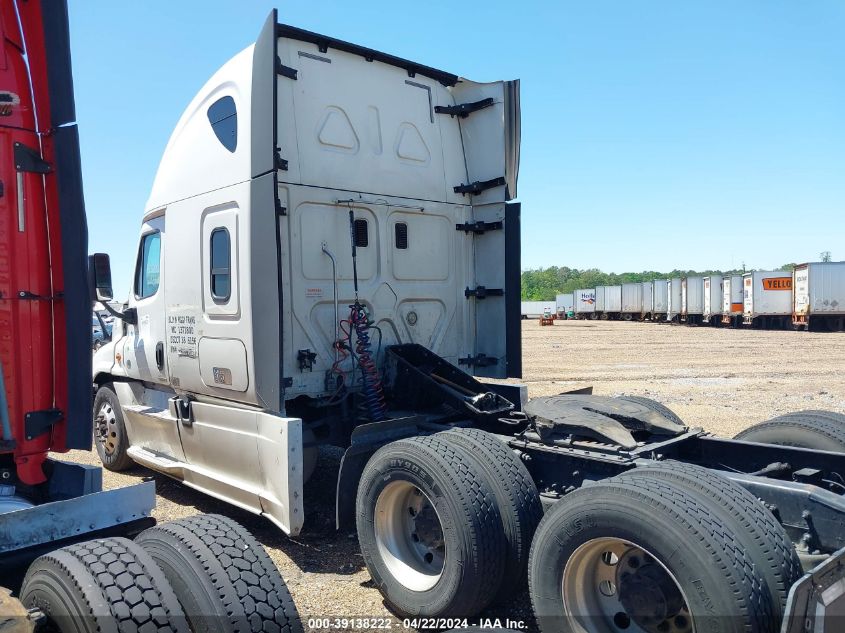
[93,384,134,471]
[374,481,446,591]
[563,537,693,633]
[735,410,845,452]
[529,477,774,633]
[357,436,505,618]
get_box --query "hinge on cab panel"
[465,286,503,299]
[276,57,298,80]
[24,408,62,440]
[458,354,498,368]
[435,97,495,118]
[453,176,506,196]
[455,220,503,234]
[14,143,51,174]
[275,149,289,171]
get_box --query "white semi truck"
[91,11,845,631]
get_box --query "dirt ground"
[62,320,845,629]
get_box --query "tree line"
[521,265,797,301]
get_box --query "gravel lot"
[63,320,845,629]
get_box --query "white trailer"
[793,262,845,331]
[555,293,574,318]
[594,285,607,314]
[522,301,556,319]
[702,276,723,325]
[574,288,597,318]
[721,274,744,326]
[666,277,682,322]
[680,276,704,324]
[603,285,623,319]
[621,283,642,320]
[652,279,669,320]
[641,281,654,319]
[743,270,792,328]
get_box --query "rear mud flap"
[782,546,845,633]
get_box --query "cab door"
[123,215,168,385]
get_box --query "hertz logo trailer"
[742,270,793,328]
[793,261,845,331]
[574,288,597,318]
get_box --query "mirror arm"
[100,302,137,325]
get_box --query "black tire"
[20,537,189,633]
[617,395,685,427]
[356,435,505,618]
[440,428,544,601]
[734,411,845,451]
[136,514,301,633]
[529,476,775,633]
[616,461,802,618]
[93,384,134,471]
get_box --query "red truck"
[0,3,299,631]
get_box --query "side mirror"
[88,253,113,302]
[87,253,137,325]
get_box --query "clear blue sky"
[67,1,845,298]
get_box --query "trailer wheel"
[357,436,505,617]
[93,384,134,471]
[20,537,188,633]
[617,461,802,617]
[617,395,685,427]
[136,514,301,633]
[735,410,845,451]
[529,477,774,633]
[440,428,543,601]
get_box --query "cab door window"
[135,232,161,299]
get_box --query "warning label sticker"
[168,313,197,358]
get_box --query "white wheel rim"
[374,480,445,592]
[95,402,119,456]
[562,537,694,633]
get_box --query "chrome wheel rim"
[374,480,445,592]
[562,537,694,633]
[95,402,119,456]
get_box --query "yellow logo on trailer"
[762,277,792,291]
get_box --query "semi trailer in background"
[680,276,704,324]
[594,285,607,315]
[574,288,597,318]
[666,277,682,321]
[793,262,845,331]
[641,281,654,320]
[555,292,574,318]
[602,284,623,319]
[522,301,556,319]
[743,270,793,328]
[702,275,723,325]
[621,283,643,320]
[651,278,669,321]
[721,274,744,326]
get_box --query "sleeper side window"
[135,232,161,299]
[207,96,237,152]
[210,228,231,302]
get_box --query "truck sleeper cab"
[93,12,521,536]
